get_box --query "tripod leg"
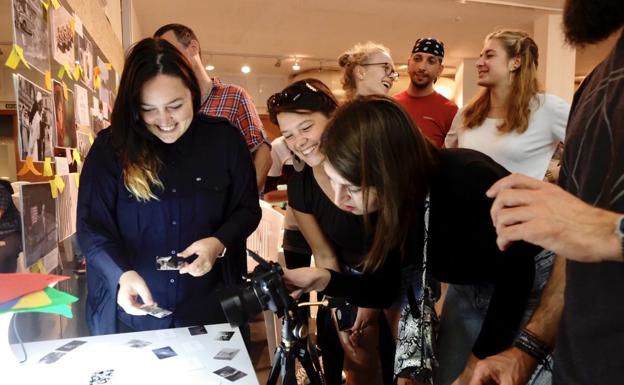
[297,343,326,385]
[267,345,284,385]
[282,347,297,385]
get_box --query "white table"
[5,322,259,385]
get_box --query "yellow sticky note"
[89,132,94,145]
[43,157,53,176]
[62,81,68,100]
[64,63,74,80]
[54,175,66,193]
[44,71,52,90]
[14,45,30,69]
[49,180,58,198]
[72,148,82,165]
[5,46,21,69]
[51,0,60,9]
[58,65,66,79]
[13,290,52,309]
[73,63,82,81]
[41,0,50,11]
[73,172,80,187]
[29,259,46,274]
[94,75,101,90]
[70,18,75,34]
[105,63,113,71]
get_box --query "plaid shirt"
[0,184,21,236]
[198,77,268,152]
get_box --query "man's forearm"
[252,142,272,191]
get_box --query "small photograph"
[53,80,77,148]
[214,331,235,341]
[152,346,177,360]
[97,56,110,85]
[74,84,91,128]
[188,325,207,336]
[124,339,152,349]
[56,339,86,352]
[90,96,110,136]
[214,366,247,382]
[156,255,183,271]
[141,304,172,318]
[76,131,91,166]
[15,74,55,162]
[38,351,65,364]
[50,5,74,69]
[11,0,51,74]
[77,33,94,89]
[89,369,114,385]
[20,182,58,268]
[214,348,240,361]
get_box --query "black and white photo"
[152,346,177,360]
[20,182,58,267]
[15,74,55,162]
[214,366,247,382]
[50,5,74,69]
[214,348,240,361]
[11,0,51,74]
[214,331,235,341]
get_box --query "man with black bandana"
[469,1,624,384]
[394,37,458,148]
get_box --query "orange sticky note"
[43,157,53,176]
[54,175,66,193]
[72,148,82,165]
[62,81,68,100]
[49,179,58,198]
[17,156,42,176]
[51,0,60,9]
[44,71,52,90]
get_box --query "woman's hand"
[348,307,380,347]
[282,267,331,298]
[117,270,155,315]
[178,237,225,276]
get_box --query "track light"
[205,64,215,71]
[241,64,251,74]
[292,58,300,71]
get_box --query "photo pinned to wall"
[20,182,58,268]
[11,0,51,74]
[76,32,94,90]
[15,74,55,162]
[76,131,92,170]
[56,174,78,242]
[53,80,77,148]
[91,96,110,136]
[74,83,91,128]
[96,56,110,85]
[50,5,74,70]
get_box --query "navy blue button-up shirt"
[77,116,260,335]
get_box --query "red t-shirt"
[394,90,458,148]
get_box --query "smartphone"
[335,302,358,331]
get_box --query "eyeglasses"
[360,62,399,80]
[268,82,319,109]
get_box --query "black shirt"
[554,31,624,385]
[77,116,261,334]
[323,149,540,358]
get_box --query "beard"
[563,0,624,45]
[410,73,433,89]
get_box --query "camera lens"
[217,286,263,327]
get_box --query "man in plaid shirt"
[155,24,272,191]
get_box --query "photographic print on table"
[76,33,94,89]
[11,0,51,74]
[89,369,114,385]
[214,331,235,341]
[214,348,240,361]
[152,346,177,360]
[188,325,207,336]
[56,174,77,242]
[50,5,74,70]
[38,351,65,364]
[124,339,152,349]
[214,366,247,382]
[74,84,90,128]
[15,74,55,162]
[55,339,86,352]
[20,182,58,268]
[53,80,77,148]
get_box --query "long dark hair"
[322,95,438,272]
[111,37,200,201]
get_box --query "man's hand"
[178,237,225,276]
[282,267,331,298]
[117,270,154,315]
[487,173,622,262]
[468,348,537,385]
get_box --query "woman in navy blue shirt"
[77,38,260,335]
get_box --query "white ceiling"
[132,0,615,77]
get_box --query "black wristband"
[512,329,551,367]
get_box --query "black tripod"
[266,301,325,385]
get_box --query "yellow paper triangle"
[105,63,113,71]
[17,156,42,176]
[58,65,66,79]
[13,290,52,309]
[49,179,58,198]
[70,18,75,34]
[15,45,30,69]
[73,172,80,187]
[72,148,83,165]
[64,63,74,80]
[41,0,50,11]
[29,259,46,273]
[89,132,94,144]
[51,0,60,10]
[4,45,29,69]
[44,71,52,90]
[94,75,101,90]
[73,63,82,81]
[62,81,68,100]
[43,157,53,176]
[54,175,66,193]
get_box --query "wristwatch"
[617,216,624,260]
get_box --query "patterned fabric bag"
[394,195,439,384]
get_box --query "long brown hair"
[322,95,437,272]
[463,30,540,134]
[110,38,200,201]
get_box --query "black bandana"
[412,38,445,59]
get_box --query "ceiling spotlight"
[205,64,215,71]
[274,58,282,68]
[241,64,251,74]
[292,58,301,71]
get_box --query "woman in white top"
[444,29,568,180]
[440,29,569,385]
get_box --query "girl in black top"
[268,79,393,385]
[284,96,539,385]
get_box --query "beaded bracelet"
[512,329,551,369]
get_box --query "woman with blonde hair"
[339,41,399,99]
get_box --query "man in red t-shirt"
[394,38,458,148]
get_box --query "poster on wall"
[50,5,74,70]
[77,33,94,90]
[53,80,77,148]
[20,183,58,268]
[11,0,51,74]
[15,74,55,162]
[56,174,77,242]
[74,83,91,128]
